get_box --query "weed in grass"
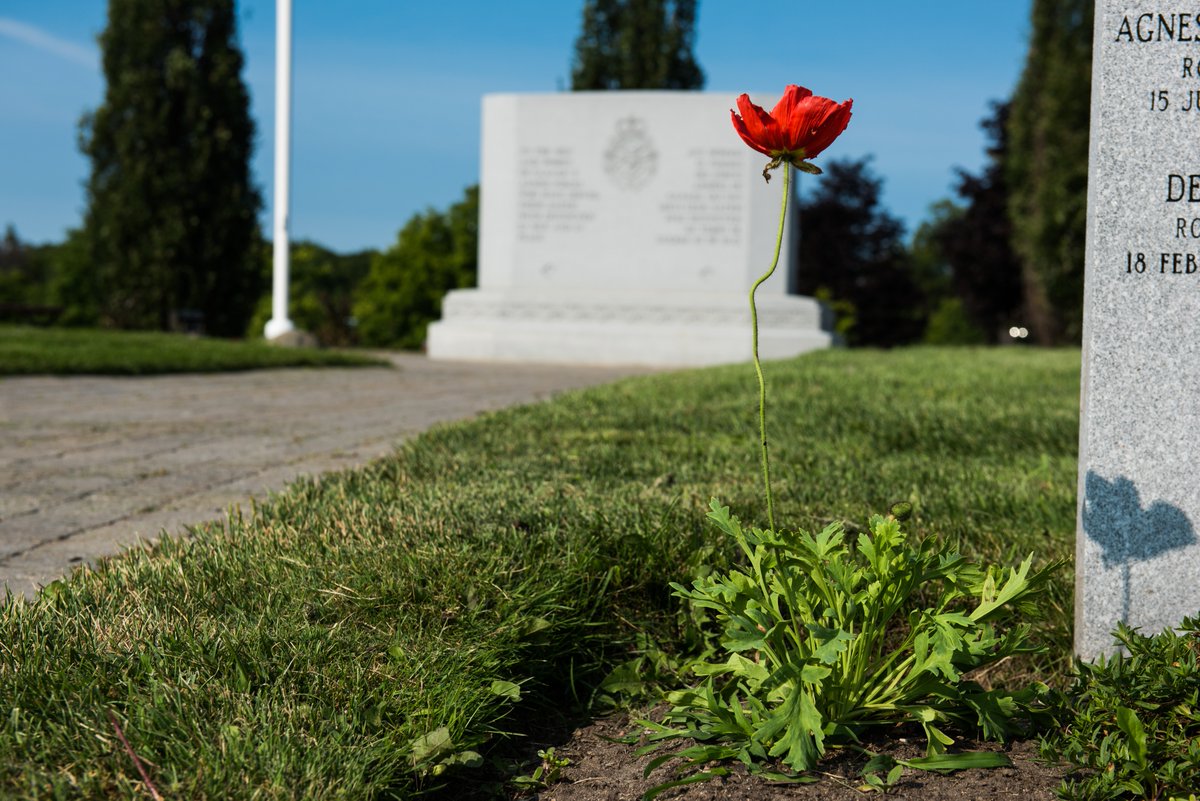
[638,500,1062,782]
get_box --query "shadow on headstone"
[1082,470,1196,625]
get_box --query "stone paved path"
[0,353,649,598]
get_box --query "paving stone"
[0,352,651,597]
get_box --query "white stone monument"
[426,92,833,366]
[1076,5,1200,659]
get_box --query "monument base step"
[427,289,834,366]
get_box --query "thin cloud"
[0,17,98,70]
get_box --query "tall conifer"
[80,0,261,335]
[571,0,704,90]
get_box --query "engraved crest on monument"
[603,116,657,191]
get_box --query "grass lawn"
[0,347,1081,799]
[0,325,388,375]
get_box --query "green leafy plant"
[407,680,522,780]
[510,747,570,793]
[352,184,478,349]
[639,499,1058,782]
[592,633,698,710]
[407,725,485,779]
[860,754,904,793]
[1042,617,1200,800]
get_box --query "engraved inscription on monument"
[1076,5,1200,659]
[1116,13,1200,277]
[658,147,744,247]
[517,146,599,243]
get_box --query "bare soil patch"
[522,713,1078,801]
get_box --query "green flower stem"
[748,165,790,532]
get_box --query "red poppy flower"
[731,85,853,178]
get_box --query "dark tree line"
[794,159,926,348]
[800,0,1092,348]
[928,0,1091,347]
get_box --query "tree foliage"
[571,0,704,90]
[353,185,479,349]
[907,201,987,346]
[937,102,1025,344]
[246,242,374,347]
[794,158,925,348]
[78,0,262,336]
[0,226,90,323]
[0,226,39,307]
[1006,0,1092,345]
[907,200,959,308]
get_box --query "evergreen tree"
[571,0,704,90]
[79,0,262,335]
[794,158,926,348]
[938,102,1025,344]
[1006,0,1092,345]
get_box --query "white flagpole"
[265,0,295,339]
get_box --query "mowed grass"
[0,325,387,375]
[0,347,1081,799]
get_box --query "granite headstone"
[426,92,834,366]
[1076,5,1200,659]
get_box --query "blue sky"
[1,2,1032,252]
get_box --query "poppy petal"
[769,85,813,126]
[801,98,853,159]
[731,86,852,165]
[731,109,773,157]
[733,93,781,154]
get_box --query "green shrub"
[353,185,477,349]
